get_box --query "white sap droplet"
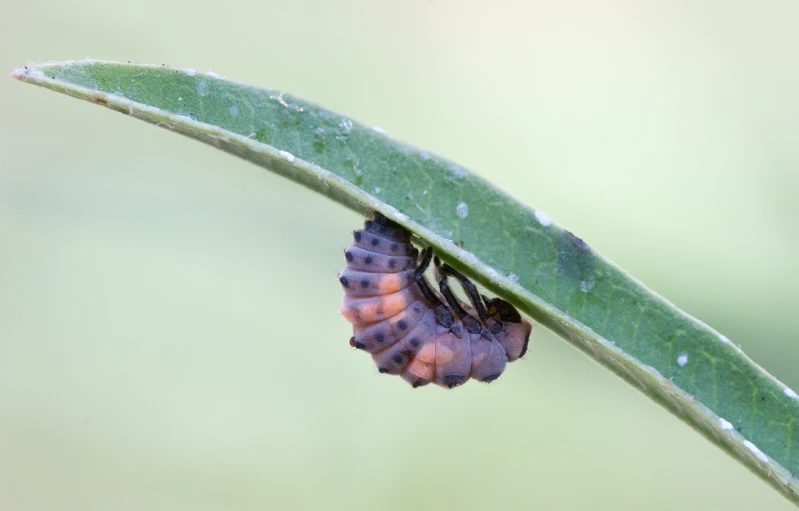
[718,334,730,344]
[196,80,209,97]
[456,202,469,219]
[677,354,688,367]
[743,440,769,462]
[422,190,428,195]
[278,150,295,163]
[785,387,799,399]
[718,418,733,430]
[373,187,381,194]
[182,68,197,76]
[229,104,239,116]
[534,210,552,227]
[373,126,386,135]
[178,97,183,102]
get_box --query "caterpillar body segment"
[339,213,533,389]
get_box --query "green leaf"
[11,60,799,504]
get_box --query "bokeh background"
[2,1,798,510]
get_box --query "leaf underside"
[11,60,799,504]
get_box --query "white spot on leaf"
[534,210,552,227]
[182,68,198,76]
[270,94,289,108]
[278,150,295,163]
[743,440,769,462]
[373,126,386,135]
[207,71,220,78]
[456,202,469,219]
[448,163,467,178]
[718,334,730,344]
[229,104,239,116]
[373,187,381,194]
[719,418,733,430]
[508,273,520,283]
[196,80,209,96]
[785,387,799,399]
[677,354,688,367]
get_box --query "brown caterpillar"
[339,213,532,389]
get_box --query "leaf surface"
[11,60,799,504]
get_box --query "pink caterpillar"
[339,213,532,389]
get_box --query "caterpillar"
[339,213,532,389]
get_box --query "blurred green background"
[2,1,798,510]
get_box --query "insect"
[339,213,532,389]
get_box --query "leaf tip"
[9,64,45,83]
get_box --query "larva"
[339,213,532,389]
